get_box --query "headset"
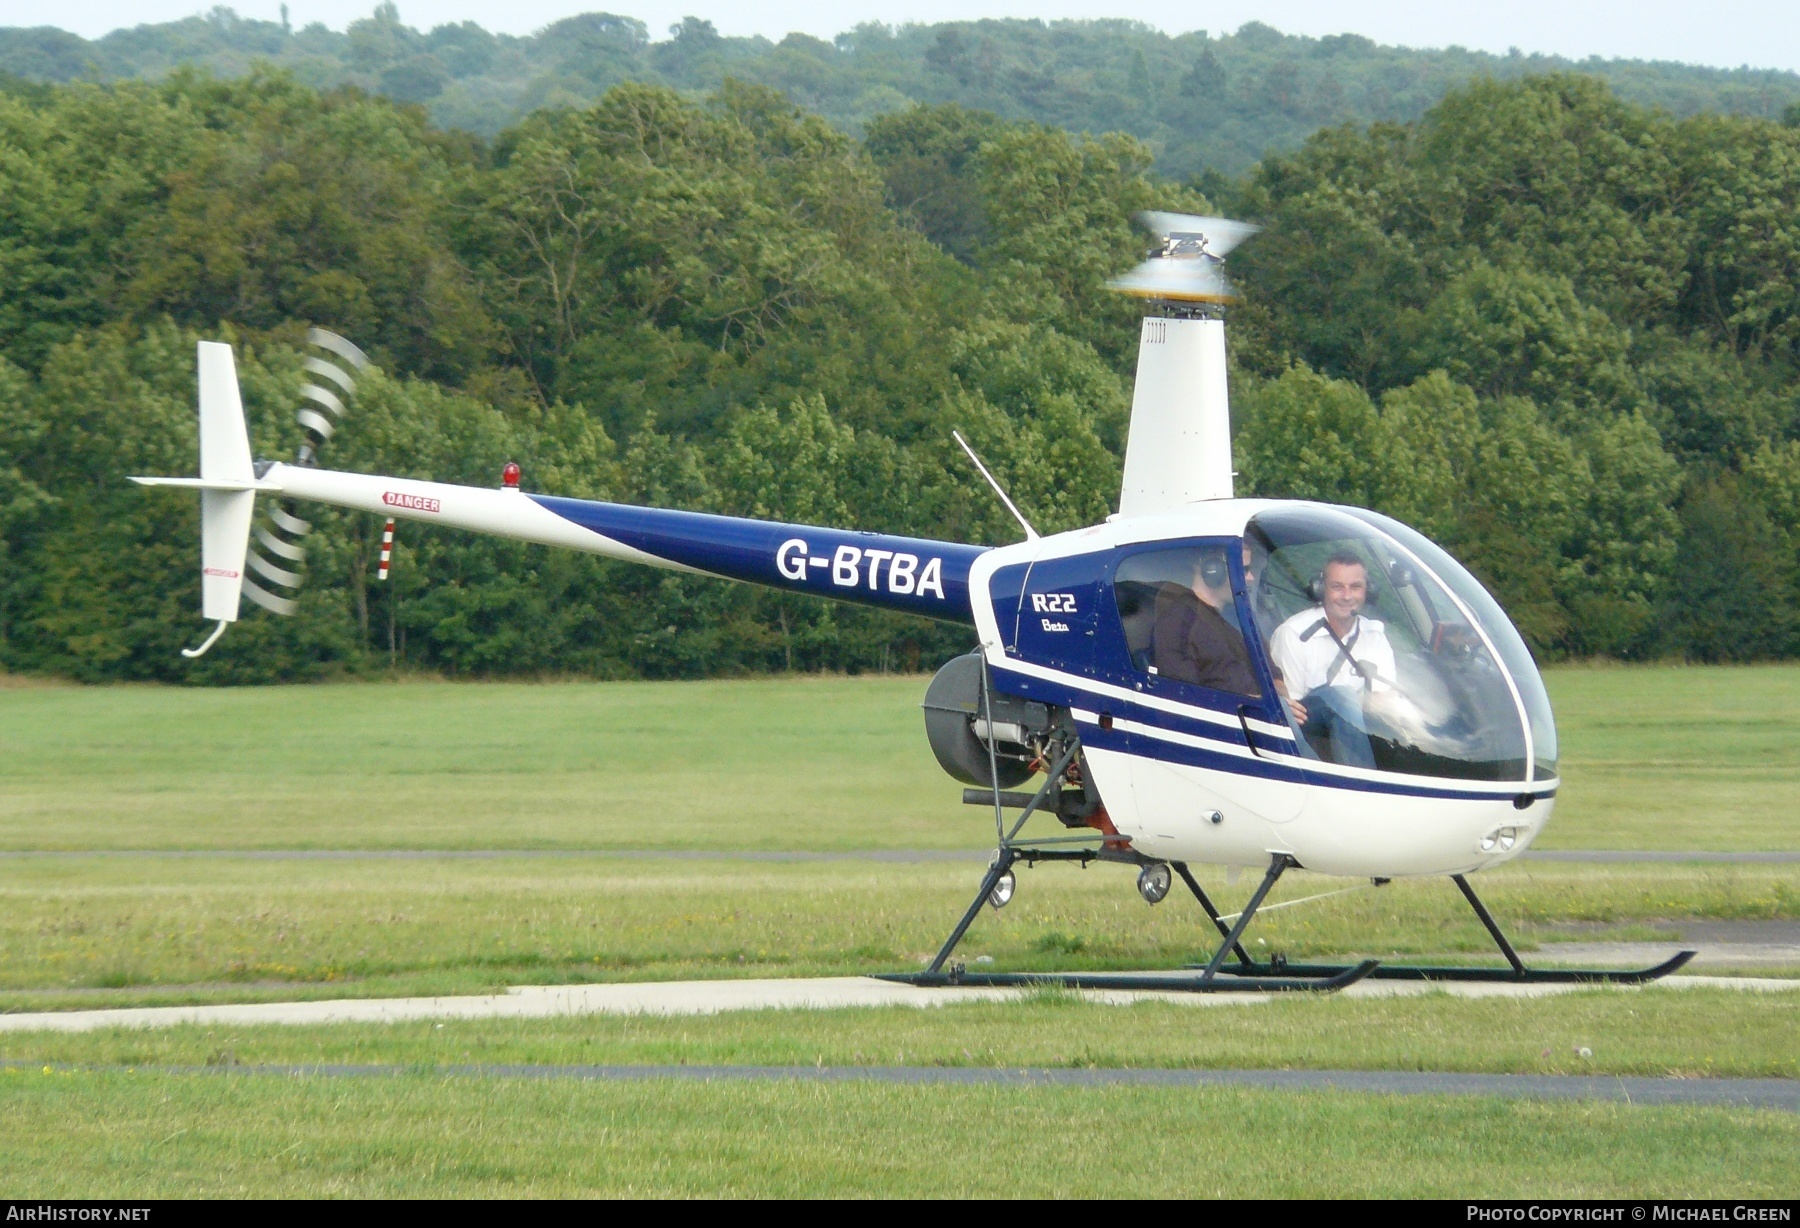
[1307,553,1380,605]
[1197,551,1230,588]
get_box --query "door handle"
[1236,706,1264,758]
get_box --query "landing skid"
[892,823,1694,994]
[1176,868,1697,986]
[1186,953,1695,984]
[881,961,1380,994]
[894,687,1692,994]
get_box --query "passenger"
[1150,547,1260,696]
[1267,551,1396,768]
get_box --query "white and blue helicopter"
[136,213,1693,992]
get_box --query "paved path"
[1538,941,1800,970]
[7,1060,1792,1111]
[1,972,1794,1034]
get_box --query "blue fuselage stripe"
[530,495,986,624]
[992,665,1545,803]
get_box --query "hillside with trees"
[0,68,1795,683]
[4,6,1799,176]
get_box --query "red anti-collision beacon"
[501,462,521,490]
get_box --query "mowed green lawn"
[0,675,964,851]
[0,665,1796,1197]
[0,662,1796,851]
[0,856,1793,1009]
[1,1069,1791,1198]
[1540,663,1800,851]
[3,1066,1790,1199]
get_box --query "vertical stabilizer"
[196,342,254,623]
[198,342,253,484]
[1118,316,1232,518]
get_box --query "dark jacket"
[1150,585,1261,696]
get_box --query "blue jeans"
[1298,685,1375,769]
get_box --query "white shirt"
[1268,608,1397,700]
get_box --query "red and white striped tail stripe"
[377,518,395,580]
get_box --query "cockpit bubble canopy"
[1244,505,1557,783]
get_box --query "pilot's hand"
[1286,698,1308,726]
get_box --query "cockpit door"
[1096,539,1307,829]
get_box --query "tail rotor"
[241,328,371,617]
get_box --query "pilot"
[1267,551,1396,768]
[1150,547,1260,696]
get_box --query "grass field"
[1542,663,1800,851]
[2,662,1796,852]
[0,664,1795,1197]
[6,1069,1791,1198]
[0,856,1792,1009]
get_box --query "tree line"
[4,6,1799,176]
[0,69,1795,683]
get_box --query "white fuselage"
[968,500,1557,879]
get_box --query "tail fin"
[132,341,264,656]
[196,342,256,632]
[134,331,367,655]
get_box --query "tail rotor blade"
[247,549,303,589]
[296,408,337,441]
[307,328,370,371]
[242,579,299,616]
[254,526,307,563]
[301,383,347,419]
[302,356,356,396]
[234,327,372,622]
[268,504,311,537]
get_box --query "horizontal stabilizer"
[130,476,280,492]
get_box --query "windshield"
[1345,509,1558,780]
[1245,506,1535,783]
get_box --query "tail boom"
[267,464,985,623]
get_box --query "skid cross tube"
[1197,854,1293,985]
[891,846,1376,994]
[920,717,1085,978]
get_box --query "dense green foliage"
[1228,76,1800,660]
[0,71,1168,681]
[4,7,1800,175]
[0,65,1795,682]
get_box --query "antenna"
[952,430,1038,543]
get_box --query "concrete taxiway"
[0,971,1795,1034]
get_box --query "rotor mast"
[1108,213,1259,519]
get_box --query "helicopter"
[134,213,1694,993]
